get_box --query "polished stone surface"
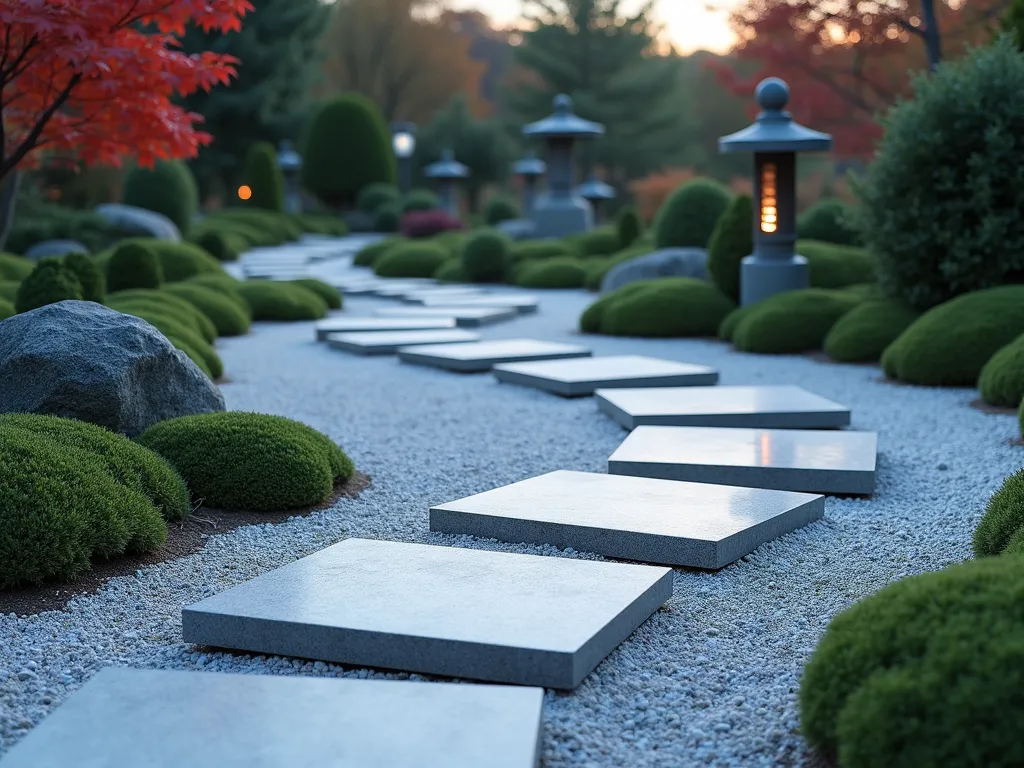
[494,355,719,397]
[415,295,540,314]
[0,667,544,768]
[328,329,480,355]
[608,426,877,495]
[315,317,456,341]
[596,385,851,430]
[375,306,518,327]
[400,288,490,304]
[182,538,672,689]
[431,470,823,569]
[399,338,592,373]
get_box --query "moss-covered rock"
[15,258,83,313]
[236,281,328,322]
[161,283,252,337]
[374,242,448,279]
[733,289,861,354]
[823,299,921,363]
[289,279,342,310]
[516,258,587,289]
[978,334,1024,408]
[138,412,354,512]
[582,278,735,337]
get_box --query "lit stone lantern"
[424,149,470,218]
[523,95,604,238]
[513,152,547,218]
[576,174,615,224]
[391,122,417,194]
[718,77,833,306]
[276,140,302,215]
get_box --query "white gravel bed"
[2,284,1021,766]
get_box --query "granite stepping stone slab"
[0,667,544,768]
[315,317,457,342]
[327,328,480,355]
[400,288,491,304]
[430,470,824,569]
[608,425,878,495]
[494,355,719,397]
[182,538,672,689]
[414,295,540,314]
[375,306,518,327]
[597,384,851,430]
[399,338,592,373]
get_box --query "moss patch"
[824,299,920,363]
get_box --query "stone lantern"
[424,149,470,218]
[718,77,833,306]
[276,140,302,215]
[523,95,604,238]
[576,174,615,224]
[513,152,547,218]
[391,121,417,194]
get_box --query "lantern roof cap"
[425,149,470,180]
[523,95,604,139]
[576,175,615,201]
[718,78,832,154]
[276,140,302,171]
[513,152,547,177]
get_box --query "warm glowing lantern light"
[238,185,252,201]
[760,163,778,233]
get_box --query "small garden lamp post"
[576,174,615,224]
[391,121,417,194]
[523,94,604,238]
[513,152,547,218]
[718,77,833,306]
[424,149,470,217]
[276,140,303,214]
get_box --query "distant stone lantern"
[523,95,604,238]
[276,140,302,215]
[424,149,470,217]
[391,121,417,194]
[513,152,547,218]
[718,77,833,306]
[576,174,615,224]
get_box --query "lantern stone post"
[513,152,547,218]
[391,122,417,194]
[576,174,615,224]
[276,140,303,215]
[424,149,470,218]
[718,78,833,306]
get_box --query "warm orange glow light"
[760,163,778,234]
[238,185,252,201]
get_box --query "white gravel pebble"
[1,276,1021,767]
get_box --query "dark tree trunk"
[0,171,22,253]
[920,0,943,70]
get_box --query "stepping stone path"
[608,425,877,495]
[399,338,592,373]
[430,470,824,569]
[493,355,720,397]
[328,329,481,355]
[0,667,544,768]
[414,295,540,314]
[315,317,457,342]
[375,306,518,327]
[400,288,491,304]
[182,538,672,689]
[597,384,851,430]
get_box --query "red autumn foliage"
[400,209,464,239]
[0,0,252,181]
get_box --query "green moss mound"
[797,198,861,246]
[106,241,163,292]
[584,278,735,337]
[483,196,519,226]
[800,241,878,289]
[161,283,252,337]
[193,229,246,262]
[15,258,83,313]
[64,252,105,303]
[824,299,921,363]
[0,253,33,281]
[979,334,1024,408]
[655,179,732,249]
[354,237,403,268]
[433,260,469,282]
[138,412,354,512]
[0,279,19,302]
[106,289,217,343]
[881,286,1024,386]
[244,141,284,212]
[516,258,587,289]
[431,231,467,258]
[375,242,448,279]
[462,229,510,283]
[733,289,861,354]
[706,194,753,302]
[973,468,1024,558]
[357,182,400,215]
[615,206,643,248]
[0,414,189,588]
[509,240,573,264]
[236,281,329,322]
[122,160,199,237]
[373,204,401,233]
[718,304,755,342]
[186,274,250,312]
[289,279,342,310]
[799,555,1024,767]
[0,298,14,320]
[579,283,648,334]
[400,189,440,214]
[571,227,621,257]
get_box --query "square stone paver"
[0,667,543,768]
[398,338,592,373]
[316,317,457,341]
[430,470,824,569]
[375,306,518,327]
[416,295,540,314]
[596,385,851,430]
[327,329,480,355]
[608,426,877,495]
[494,355,720,397]
[400,288,490,304]
[182,538,672,689]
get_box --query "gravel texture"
[2,246,1022,766]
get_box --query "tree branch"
[0,72,81,180]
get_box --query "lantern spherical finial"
[755,78,789,111]
[553,94,572,114]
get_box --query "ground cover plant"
[354,236,403,267]
[581,278,735,337]
[235,281,328,322]
[978,334,1024,408]
[375,242,449,279]
[516,257,587,289]
[161,283,252,336]
[824,299,921,363]
[461,229,510,283]
[732,289,862,355]
[973,468,1024,557]
[289,278,342,310]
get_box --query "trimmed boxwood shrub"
[122,160,199,237]
[572,227,621,257]
[654,179,732,249]
[979,334,1024,407]
[881,286,1024,386]
[0,413,189,587]
[98,239,222,284]
[706,194,753,302]
[801,241,877,289]
[161,283,252,337]
[484,196,519,226]
[375,242,448,279]
[64,252,105,303]
[106,241,163,292]
[434,260,469,282]
[615,206,643,248]
[236,281,329,321]
[15,258,84,313]
[973,468,1024,558]
[195,229,246,262]
[799,554,1024,767]
[823,299,920,363]
[289,279,342,310]
[401,189,441,214]
[245,141,284,212]
[138,412,355,512]
[354,237,402,267]
[106,289,217,343]
[0,253,33,281]
[357,182,400,215]
[797,198,861,246]
[583,278,735,337]
[516,258,587,289]
[461,229,510,283]
[733,289,861,354]
[373,204,401,233]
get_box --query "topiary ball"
[434,260,469,283]
[654,179,732,249]
[375,242,448,279]
[717,303,756,342]
[138,411,355,512]
[195,229,243,262]
[373,203,401,233]
[601,278,736,337]
[579,283,648,333]
[289,279,342,310]
[461,229,510,283]
[483,196,519,226]
[615,206,643,249]
[733,289,861,354]
[706,194,753,302]
[15,257,84,313]
[823,299,920,363]
[235,281,329,322]
[63,252,105,303]
[106,241,163,293]
[401,189,441,214]
[244,141,285,212]
[572,228,622,257]
[979,333,1024,408]
[797,198,861,246]
[161,283,253,337]
[516,258,588,289]
[122,160,199,237]
[973,467,1024,558]
[357,182,401,215]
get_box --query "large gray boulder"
[601,248,709,293]
[24,239,89,260]
[94,203,181,241]
[0,301,224,437]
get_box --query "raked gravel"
[2,272,1022,766]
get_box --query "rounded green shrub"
[301,95,395,207]
[800,241,877,289]
[434,260,469,282]
[401,189,441,214]
[0,299,14,320]
[0,279,19,302]
[373,203,401,233]
[615,206,643,248]
[718,303,756,342]
[97,239,222,284]
[122,160,199,236]
[357,182,400,214]
[244,141,284,212]
[706,194,753,302]
[161,283,252,337]
[293,214,348,236]
[854,37,1024,310]
[236,281,329,321]
[799,554,1024,767]
[881,286,1024,386]
[63,252,105,303]
[194,229,246,262]
[484,196,519,226]
[431,231,467,258]
[203,209,300,246]
[572,227,621,257]
[106,289,217,343]
[733,289,861,354]
[979,334,1024,408]
[516,258,587,289]
[289,279,342,310]
[824,299,920,363]
[579,283,648,333]
[138,412,355,512]
[973,468,1024,558]
[0,253,33,281]
[354,237,402,267]
[15,258,83,313]
[106,241,163,293]
[0,413,189,587]
[509,240,573,264]
[584,278,735,337]
[461,229,510,283]
[797,198,861,246]
[655,179,732,249]
[375,242,448,279]
[187,273,251,313]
